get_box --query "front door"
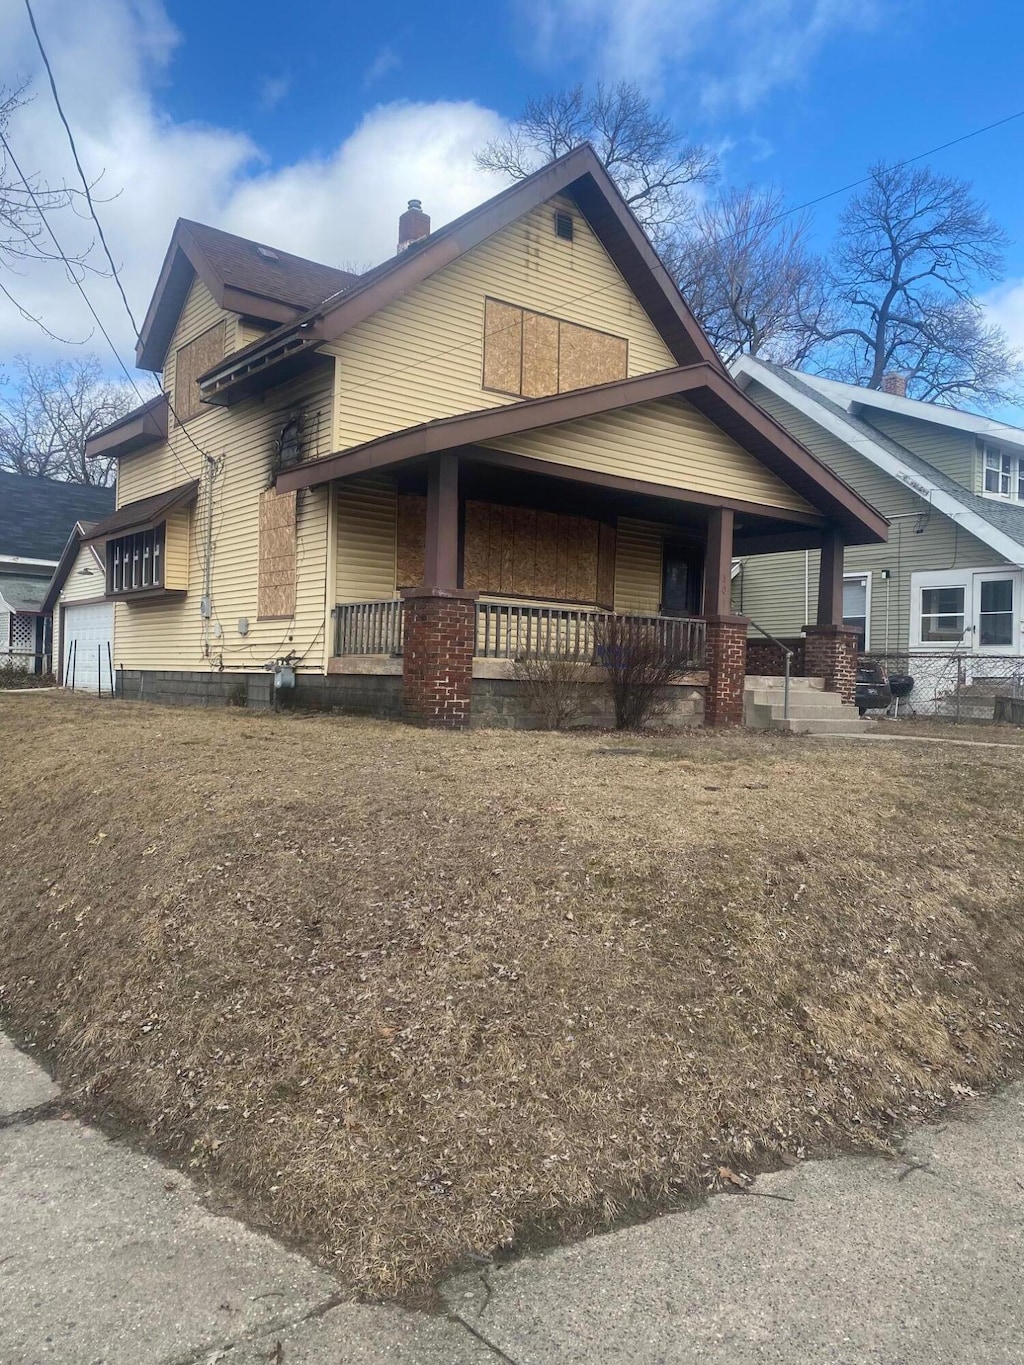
[661,546,703,617]
[972,571,1019,653]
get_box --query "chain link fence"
[864,652,1024,722]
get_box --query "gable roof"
[792,371,1024,456]
[195,144,724,407]
[0,471,115,564]
[41,521,103,613]
[732,357,1024,565]
[137,220,360,372]
[277,362,889,545]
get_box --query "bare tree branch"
[808,160,1021,406]
[476,82,717,237]
[0,354,140,485]
[668,186,827,365]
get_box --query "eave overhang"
[277,364,889,547]
[83,479,199,544]
[85,393,169,462]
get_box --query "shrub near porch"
[1,694,1022,1297]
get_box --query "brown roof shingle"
[178,221,358,311]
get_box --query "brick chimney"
[880,373,908,398]
[397,199,430,253]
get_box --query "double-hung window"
[920,585,966,643]
[842,573,870,652]
[982,444,1024,501]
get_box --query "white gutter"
[731,357,1024,567]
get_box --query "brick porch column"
[704,614,749,726]
[803,624,858,704]
[400,587,477,729]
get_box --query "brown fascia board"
[42,521,98,612]
[83,479,199,543]
[198,144,723,404]
[84,393,169,460]
[276,363,889,545]
[136,222,311,372]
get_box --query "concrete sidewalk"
[2,1032,1022,1364]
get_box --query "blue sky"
[2,0,1023,381]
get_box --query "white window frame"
[910,569,970,650]
[842,570,871,652]
[981,442,1024,502]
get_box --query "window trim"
[981,442,1024,503]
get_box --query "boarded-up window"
[174,321,227,423]
[258,488,297,619]
[482,298,627,398]
[397,492,615,607]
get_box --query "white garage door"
[64,601,114,693]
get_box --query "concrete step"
[745,691,846,712]
[773,714,876,735]
[744,675,826,691]
[752,703,857,724]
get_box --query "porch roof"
[276,363,888,547]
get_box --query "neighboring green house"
[731,360,1024,687]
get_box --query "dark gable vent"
[554,210,574,242]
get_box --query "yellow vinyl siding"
[613,518,666,613]
[52,543,106,673]
[328,193,676,448]
[162,505,190,591]
[736,382,1008,650]
[113,276,334,672]
[482,397,813,512]
[334,476,397,602]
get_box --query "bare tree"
[810,161,1021,405]
[0,355,139,485]
[476,83,717,237]
[670,186,827,365]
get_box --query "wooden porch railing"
[333,599,707,669]
[474,602,705,666]
[334,600,404,656]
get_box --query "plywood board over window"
[258,488,297,619]
[175,320,227,424]
[397,492,616,606]
[482,298,627,399]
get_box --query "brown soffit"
[83,479,199,543]
[197,143,724,405]
[84,393,169,461]
[276,363,889,545]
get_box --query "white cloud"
[363,45,402,87]
[258,75,291,112]
[0,0,505,374]
[524,0,885,109]
[984,279,1024,358]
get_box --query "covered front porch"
[277,365,888,728]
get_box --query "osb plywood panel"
[521,311,560,398]
[258,488,297,619]
[462,499,606,603]
[558,322,627,393]
[483,299,522,395]
[175,320,227,423]
[396,493,426,589]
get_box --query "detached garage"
[44,524,114,692]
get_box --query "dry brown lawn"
[2,692,1023,1298]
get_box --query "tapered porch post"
[401,452,478,728]
[805,528,857,702]
[703,505,748,726]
